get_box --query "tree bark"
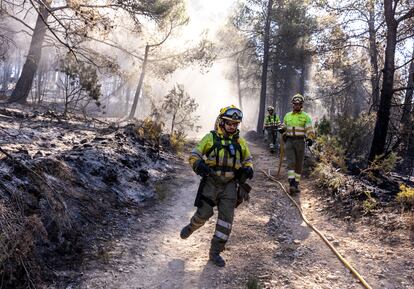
[257,0,273,133]
[368,0,397,161]
[171,112,176,134]
[9,2,50,104]
[35,60,45,103]
[1,62,11,93]
[368,0,380,111]
[129,44,149,119]
[400,46,414,129]
[399,45,414,173]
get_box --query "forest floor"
[46,138,414,289]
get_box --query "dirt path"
[62,141,413,289]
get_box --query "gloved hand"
[193,159,211,177]
[306,138,313,147]
[236,166,254,183]
[277,125,286,133]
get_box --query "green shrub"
[134,117,165,147]
[335,113,375,159]
[316,115,331,135]
[312,162,346,191]
[361,152,400,182]
[362,191,377,214]
[397,184,414,207]
[314,135,347,172]
[169,130,187,153]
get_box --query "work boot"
[294,182,300,194]
[288,179,297,195]
[180,224,194,239]
[209,252,225,267]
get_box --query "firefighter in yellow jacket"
[281,94,315,194]
[263,105,281,152]
[180,105,253,267]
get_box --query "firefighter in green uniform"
[180,105,253,267]
[263,105,281,152]
[280,94,315,194]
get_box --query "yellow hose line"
[261,169,373,289]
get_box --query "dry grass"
[0,200,47,288]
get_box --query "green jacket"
[282,111,315,139]
[189,127,253,178]
[264,114,281,128]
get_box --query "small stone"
[326,274,339,281]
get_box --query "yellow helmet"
[219,105,243,122]
[267,105,275,112]
[292,93,304,104]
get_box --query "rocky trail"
[47,140,413,289]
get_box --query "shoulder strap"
[205,130,222,158]
[231,136,243,169]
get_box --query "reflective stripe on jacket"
[283,111,315,139]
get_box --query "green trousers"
[189,176,237,254]
[285,137,305,182]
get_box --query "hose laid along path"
[261,169,373,289]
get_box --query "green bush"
[313,135,347,172]
[362,191,377,214]
[134,117,165,147]
[397,184,414,207]
[169,130,187,153]
[316,115,331,135]
[335,113,375,159]
[312,162,346,191]
[361,152,400,182]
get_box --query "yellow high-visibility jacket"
[189,127,253,178]
[282,111,315,139]
[264,114,281,127]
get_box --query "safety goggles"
[292,97,304,104]
[222,108,243,121]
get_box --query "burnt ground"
[0,105,179,288]
[41,137,414,289]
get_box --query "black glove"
[306,138,313,147]
[237,167,254,184]
[193,159,211,177]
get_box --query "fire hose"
[261,169,373,289]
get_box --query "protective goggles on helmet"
[221,107,243,122]
[292,94,304,104]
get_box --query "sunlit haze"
[167,0,243,137]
